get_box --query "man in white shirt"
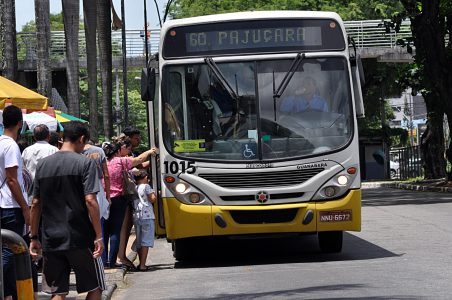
[22,124,59,179]
[0,105,30,300]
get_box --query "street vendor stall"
[55,110,88,123]
[0,76,48,110]
[23,112,58,132]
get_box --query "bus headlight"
[189,193,202,204]
[164,178,212,205]
[175,183,188,193]
[312,169,357,201]
[323,186,337,197]
[337,175,348,185]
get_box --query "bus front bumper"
[163,189,361,240]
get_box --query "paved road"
[113,187,452,299]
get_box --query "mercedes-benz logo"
[255,191,269,203]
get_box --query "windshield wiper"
[204,57,239,100]
[273,53,305,98]
[272,53,305,121]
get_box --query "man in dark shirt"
[29,121,105,299]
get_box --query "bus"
[141,11,365,260]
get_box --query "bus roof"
[162,11,344,31]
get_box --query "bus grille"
[229,208,299,224]
[220,192,304,201]
[198,168,324,188]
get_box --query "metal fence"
[17,29,161,61]
[16,19,413,61]
[345,19,412,48]
[390,145,424,180]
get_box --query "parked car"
[390,160,400,179]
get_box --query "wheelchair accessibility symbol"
[242,143,256,159]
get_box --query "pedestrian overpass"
[15,19,413,71]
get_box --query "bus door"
[142,67,166,236]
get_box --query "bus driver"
[280,76,329,113]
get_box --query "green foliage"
[169,0,403,20]
[79,67,148,145]
[358,59,408,130]
[20,12,83,32]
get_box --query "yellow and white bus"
[142,11,364,260]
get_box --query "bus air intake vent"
[220,192,304,201]
[199,168,324,188]
[229,208,299,224]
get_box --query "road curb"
[102,283,118,300]
[379,182,452,193]
[103,237,137,299]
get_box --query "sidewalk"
[362,179,452,193]
[37,233,136,300]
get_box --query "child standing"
[133,170,157,271]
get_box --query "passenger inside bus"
[280,76,329,113]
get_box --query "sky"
[15,0,166,31]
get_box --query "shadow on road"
[181,284,423,300]
[174,232,399,269]
[362,188,452,207]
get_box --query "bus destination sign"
[162,19,345,58]
[185,27,322,53]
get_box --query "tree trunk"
[0,0,4,69]
[83,0,98,141]
[403,0,450,179]
[35,0,52,98]
[62,0,80,117]
[2,0,18,81]
[97,0,113,139]
[420,110,446,179]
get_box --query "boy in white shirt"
[133,170,156,271]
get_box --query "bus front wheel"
[318,231,343,253]
[172,238,193,261]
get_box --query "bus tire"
[172,238,193,261]
[318,231,343,253]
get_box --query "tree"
[35,0,52,98]
[62,0,81,117]
[97,0,114,139]
[83,0,99,141]
[393,0,451,179]
[169,0,404,21]
[0,1,3,70]
[2,0,18,80]
[21,13,71,32]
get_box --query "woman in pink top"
[101,138,156,268]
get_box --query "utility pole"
[143,0,151,149]
[409,91,414,145]
[121,0,129,127]
[115,68,121,135]
[380,95,389,179]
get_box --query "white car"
[390,160,400,179]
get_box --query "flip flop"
[136,265,153,272]
[112,262,135,271]
[117,259,135,269]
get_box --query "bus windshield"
[162,57,353,161]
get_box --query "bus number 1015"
[164,160,196,174]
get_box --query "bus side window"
[164,72,184,144]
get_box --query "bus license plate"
[319,210,352,222]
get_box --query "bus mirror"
[141,67,156,102]
[356,55,365,86]
[352,63,365,118]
